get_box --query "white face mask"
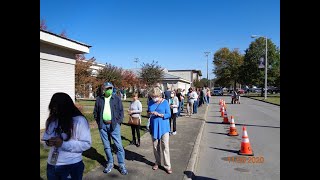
[171,94,174,97]
[152,97,159,102]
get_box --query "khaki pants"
[151,133,171,169]
[187,101,194,116]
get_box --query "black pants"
[170,111,177,132]
[131,125,140,143]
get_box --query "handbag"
[128,116,140,126]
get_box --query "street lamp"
[251,35,268,100]
[204,52,210,87]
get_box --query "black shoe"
[129,141,136,145]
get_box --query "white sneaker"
[172,131,177,135]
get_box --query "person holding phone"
[147,86,172,174]
[42,92,92,180]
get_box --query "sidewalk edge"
[183,105,208,180]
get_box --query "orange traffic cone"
[222,109,229,124]
[223,100,227,109]
[228,116,238,136]
[238,126,254,156]
[221,106,225,117]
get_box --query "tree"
[40,19,47,30]
[213,48,244,89]
[121,70,139,89]
[239,37,280,93]
[97,63,123,88]
[75,54,96,98]
[193,79,204,88]
[139,60,164,87]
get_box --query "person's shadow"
[184,171,218,180]
[82,147,107,167]
[124,149,154,166]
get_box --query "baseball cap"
[104,82,114,89]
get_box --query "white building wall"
[40,43,76,129]
[167,71,191,82]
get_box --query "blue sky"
[40,0,279,79]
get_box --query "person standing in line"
[206,87,211,104]
[128,92,142,147]
[93,82,128,175]
[147,87,173,174]
[186,88,194,117]
[43,92,92,180]
[169,91,179,135]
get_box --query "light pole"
[134,58,139,68]
[251,35,268,100]
[204,52,210,87]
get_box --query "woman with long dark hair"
[42,92,92,180]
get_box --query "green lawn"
[244,93,280,105]
[40,98,150,179]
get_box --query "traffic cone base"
[228,128,239,136]
[222,111,229,124]
[228,116,238,136]
[238,126,254,156]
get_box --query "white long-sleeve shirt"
[42,115,92,165]
[129,100,142,124]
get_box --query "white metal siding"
[167,71,191,82]
[40,59,75,129]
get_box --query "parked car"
[212,87,224,96]
[267,86,280,94]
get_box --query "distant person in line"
[193,88,199,114]
[93,82,128,175]
[123,88,127,100]
[176,89,183,117]
[169,91,179,135]
[147,87,173,174]
[128,92,142,147]
[231,90,238,104]
[206,88,211,104]
[164,87,172,102]
[180,89,185,112]
[186,88,195,117]
[42,92,92,180]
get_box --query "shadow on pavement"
[235,123,280,128]
[210,147,238,154]
[82,147,107,167]
[206,121,280,128]
[184,171,218,180]
[124,149,154,166]
[209,132,228,135]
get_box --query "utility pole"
[204,52,210,87]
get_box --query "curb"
[183,105,208,180]
[243,96,280,106]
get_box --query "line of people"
[42,82,211,179]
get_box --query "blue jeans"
[177,101,182,116]
[193,100,198,114]
[47,160,84,180]
[181,100,184,111]
[207,96,210,103]
[99,123,126,165]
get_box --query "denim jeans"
[193,100,198,113]
[177,101,182,116]
[99,123,126,165]
[47,160,84,180]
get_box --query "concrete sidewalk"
[83,105,208,180]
